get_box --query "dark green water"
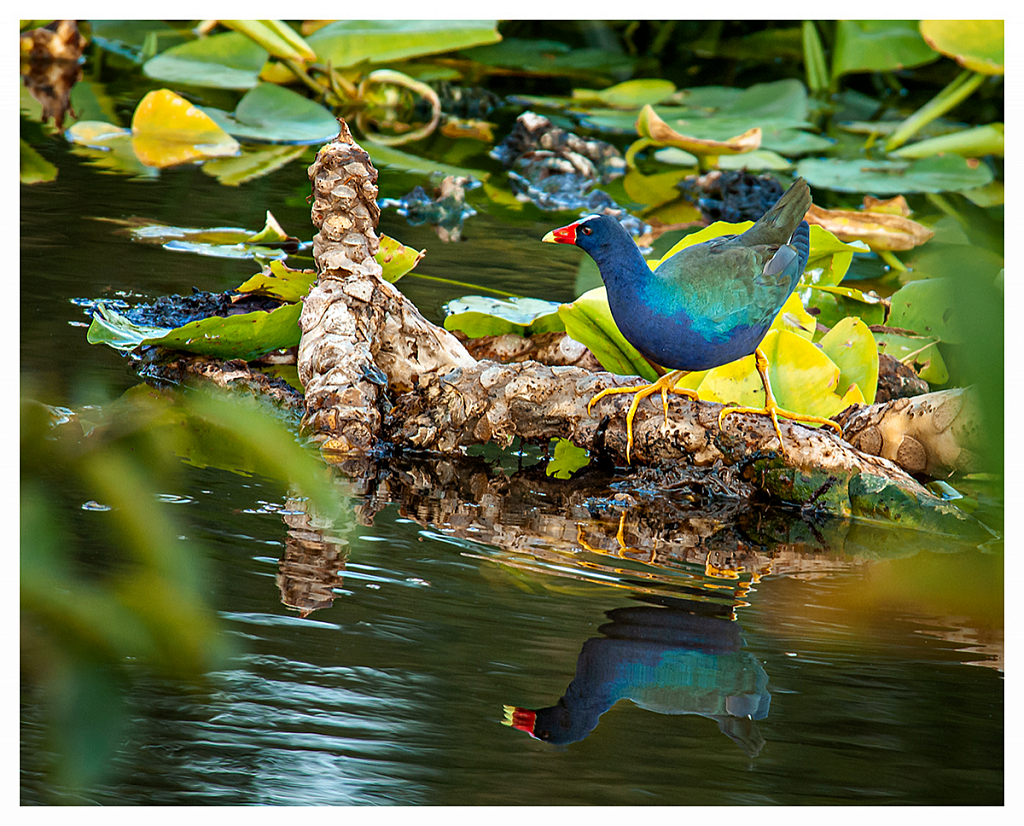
[21,118,1003,805]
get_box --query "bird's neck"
[593,235,651,296]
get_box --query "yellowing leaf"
[805,203,934,252]
[635,104,761,157]
[131,89,239,168]
[769,292,816,340]
[818,316,879,404]
[919,20,1004,75]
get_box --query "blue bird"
[543,178,842,461]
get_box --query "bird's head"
[542,214,627,259]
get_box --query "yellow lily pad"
[769,292,816,341]
[131,89,240,168]
[818,316,879,404]
[919,20,1003,75]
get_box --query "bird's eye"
[580,225,592,236]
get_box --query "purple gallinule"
[543,177,842,462]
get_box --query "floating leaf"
[444,296,563,338]
[131,89,240,168]
[919,20,1004,75]
[818,317,879,404]
[718,149,793,171]
[805,203,935,252]
[235,261,315,303]
[699,329,863,420]
[572,79,676,109]
[363,141,487,180]
[768,292,816,341]
[831,20,939,79]
[557,288,658,380]
[623,168,686,211]
[115,218,291,260]
[461,37,636,77]
[873,328,948,384]
[376,234,425,283]
[308,20,501,68]
[546,438,591,479]
[635,104,761,158]
[796,154,993,194]
[145,302,302,359]
[142,31,268,89]
[886,278,961,344]
[803,225,867,286]
[87,304,171,351]
[203,83,339,144]
[890,124,1004,159]
[64,120,160,178]
[802,284,887,330]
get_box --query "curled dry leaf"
[861,195,912,216]
[804,203,934,252]
[635,104,761,157]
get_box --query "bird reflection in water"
[503,598,770,756]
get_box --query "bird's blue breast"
[609,291,770,371]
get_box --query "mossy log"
[295,123,980,529]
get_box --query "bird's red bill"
[507,707,537,735]
[544,223,577,244]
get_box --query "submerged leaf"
[545,438,591,479]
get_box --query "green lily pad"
[919,20,1003,75]
[818,316,879,404]
[803,226,868,286]
[891,123,1004,159]
[307,20,500,68]
[363,141,487,180]
[831,20,939,79]
[802,284,887,330]
[796,154,994,194]
[235,261,315,302]
[873,328,948,384]
[461,37,636,77]
[142,31,268,90]
[545,438,591,479]
[572,78,676,109]
[557,288,658,380]
[444,296,564,338]
[886,277,961,344]
[376,234,425,283]
[87,301,302,360]
[202,83,339,145]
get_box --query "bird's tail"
[742,178,812,247]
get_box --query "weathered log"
[294,123,978,528]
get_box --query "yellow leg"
[588,369,699,463]
[718,347,843,451]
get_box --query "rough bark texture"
[298,120,474,453]
[293,123,978,529]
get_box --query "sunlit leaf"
[796,154,994,194]
[635,104,761,157]
[307,20,501,68]
[376,234,425,283]
[805,203,935,252]
[220,20,316,63]
[87,304,171,350]
[919,20,1004,75]
[235,261,316,302]
[572,79,676,109]
[142,31,268,89]
[769,292,816,341]
[557,288,658,380]
[203,83,338,144]
[803,225,868,285]
[117,218,291,260]
[623,168,686,211]
[818,316,879,404]
[131,89,240,168]
[545,438,591,479]
[831,20,939,79]
[149,302,302,359]
[890,123,1004,159]
[444,296,563,338]
[802,284,887,330]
